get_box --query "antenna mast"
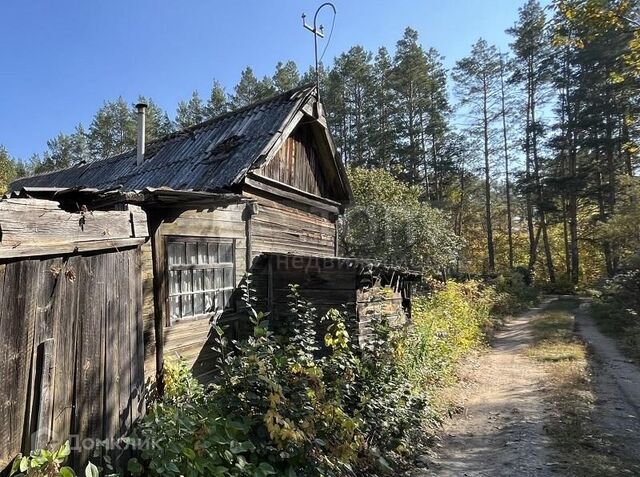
[302,2,336,102]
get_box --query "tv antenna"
[302,2,336,102]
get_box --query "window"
[167,237,235,322]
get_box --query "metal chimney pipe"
[135,102,148,166]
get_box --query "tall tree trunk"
[622,113,634,176]
[500,57,514,269]
[525,68,537,271]
[419,113,431,198]
[483,76,496,274]
[530,69,555,282]
[559,89,571,277]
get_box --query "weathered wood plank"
[0,237,147,260]
[0,260,39,468]
[32,339,55,450]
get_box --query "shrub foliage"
[130,276,538,477]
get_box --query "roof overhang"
[8,186,249,211]
[260,252,422,281]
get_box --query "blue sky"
[0,0,549,161]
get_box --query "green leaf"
[58,440,71,459]
[127,457,144,475]
[257,462,276,475]
[60,466,76,477]
[182,447,197,460]
[10,454,23,476]
[85,461,99,477]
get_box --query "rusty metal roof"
[11,84,316,193]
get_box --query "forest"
[2,0,640,288]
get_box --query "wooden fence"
[0,199,147,472]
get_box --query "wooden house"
[9,84,419,385]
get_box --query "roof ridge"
[149,83,315,146]
[11,83,316,186]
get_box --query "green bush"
[536,275,576,295]
[401,280,496,389]
[10,441,98,477]
[591,268,640,362]
[491,269,539,315]
[131,285,431,477]
[129,276,537,477]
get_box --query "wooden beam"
[244,175,342,215]
[0,237,147,260]
[148,214,166,395]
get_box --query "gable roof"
[11,84,351,203]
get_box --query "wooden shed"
[0,198,148,472]
[9,84,419,387]
[252,253,420,346]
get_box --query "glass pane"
[223,267,234,288]
[198,242,208,264]
[223,289,232,309]
[181,270,193,293]
[169,271,180,294]
[168,242,185,265]
[208,242,219,263]
[216,290,224,311]
[219,243,233,263]
[194,293,204,315]
[193,270,204,292]
[182,294,193,317]
[204,269,213,291]
[186,243,197,264]
[170,296,181,321]
[205,292,214,313]
[213,269,222,290]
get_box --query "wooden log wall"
[146,203,248,380]
[247,193,337,259]
[250,255,409,348]
[250,255,358,340]
[0,247,144,473]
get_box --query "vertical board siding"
[0,247,144,473]
[257,125,330,197]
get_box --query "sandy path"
[417,299,557,477]
[575,302,640,463]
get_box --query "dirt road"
[575,302,640,465]
[416,297,640,477]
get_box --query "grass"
[527,298,640,476]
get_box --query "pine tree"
[326,46,375,167]
[205,80,229,118]
[88,97,136,159]
[423,48,451,203]
[231,67,276,108]
[453,38,502,273]
[175,91,206,129]
[392,28,430,186]
[370,47,396,170]
[508,0,556,281]
[273,61,301,92]
[499,54,515,269]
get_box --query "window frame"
[164,235,237,325]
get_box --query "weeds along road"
[415,297,640,477]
